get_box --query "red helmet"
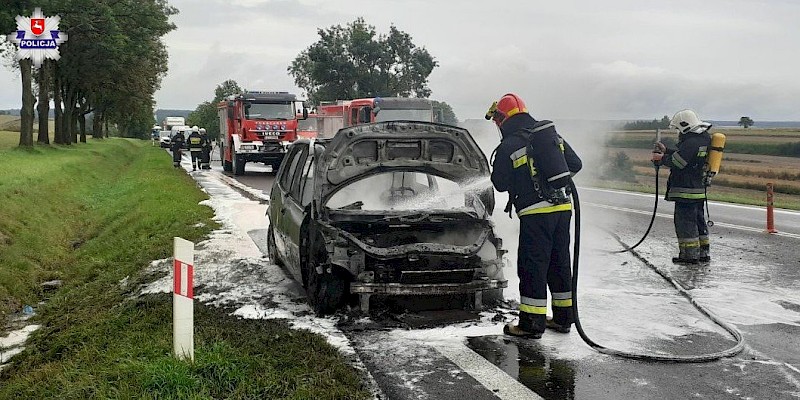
[485,93,528,127]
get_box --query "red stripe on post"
[186,265,194,299]
[173,259,182,294]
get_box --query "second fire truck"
[316,97,440,137]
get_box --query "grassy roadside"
[0,134,368,399]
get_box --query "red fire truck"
[296,112,318,139]
[316,97,437,137]
[218,91,308,175]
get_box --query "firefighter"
[487,93,582,339]
[187,126,205,171]
[199,128,212,169]
[171,129,186,168]
[653,109,712,264]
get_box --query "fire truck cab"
[218,91,308,175]
[317,97,436,137]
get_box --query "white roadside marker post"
[173,237,194,361]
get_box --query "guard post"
[173,237,194,361]
[766,182,778,234]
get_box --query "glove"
[651,142,665,164]
[651,151,663,163]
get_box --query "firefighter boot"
[546,317,571,333]
[505,310,544,339]
[504,324,542,339]
[699,245,711,263]
[672,247,700,265]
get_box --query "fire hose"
[568,179,745,362]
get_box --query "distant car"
[267,121,508,315]
[159,130,172,148]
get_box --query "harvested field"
[598,127,800,209]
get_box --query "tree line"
[1,0,176,147]
[622,116,671,131]
[186,19,458,140]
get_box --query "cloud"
[1,0,800,121]
[589,61,666,77]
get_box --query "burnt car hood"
[316,121,492,203]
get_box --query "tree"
[186,102,218,139]
[40,0,176,142]
[289,18,437,104]
[214,79,243,102]
[738,116,754,129]
[36,61,50,144]
[431,100,458,125]
[601,151,636,182]
[1,2,36,147]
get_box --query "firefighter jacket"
[171,133,185,151]
[491,113,583,217]
[187,131,205,152]
[659,130,711,203]
[200,134,212,150]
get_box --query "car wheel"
[233,153,245,176]
[267,225,282,266]
[308,263,347,316]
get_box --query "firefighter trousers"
[517,211,574,333]
[201,147,211,169]
[673,201,709,259]
[171,147,182,165]
[190,150,202,169]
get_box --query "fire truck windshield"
[245,102,295,120]
[374,108,433,123]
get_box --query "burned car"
[267,121,508,315]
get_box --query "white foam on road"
[140,164,384,398]
[140,167,355,355]
[583,201,800,240]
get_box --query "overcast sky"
[2,0,800,120]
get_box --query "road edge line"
[435,342,544,400]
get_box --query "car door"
[269,145,305,269]
[282,145,312,282]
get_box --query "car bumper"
[350,278,507,296]
[350,278,507,312]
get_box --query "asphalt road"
[218,156,800,399]
[579,186,800,238]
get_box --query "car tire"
[233,153,245,176]
[267,225,282,266]
[308,264,347,316]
